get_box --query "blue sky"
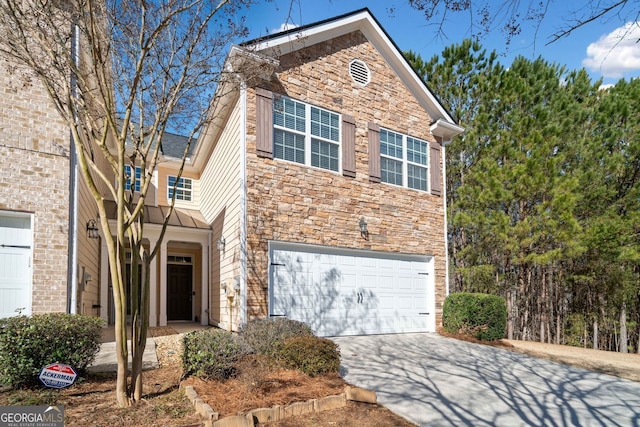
[241,1,640,87]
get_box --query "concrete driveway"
[332,333,640,426]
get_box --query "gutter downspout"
[239,81,248,326]
[442,142,450,297]
[430,119,464,300]
[67,23,80,314]
[67,133,78,315]
[207,231,212,325]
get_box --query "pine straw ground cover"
[4,327,637,426]
[0,327,416,427]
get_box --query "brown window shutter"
[342,114,356,178]
[368,122,380,183]
[255,88,273,159]
[430,138,442,196]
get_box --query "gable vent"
[349,59,370,86]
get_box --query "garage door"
[0,213,32,319]
[269,242,435,337]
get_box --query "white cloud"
[582,22,640,78]
[272,22,298,34]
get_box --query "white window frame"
[380,128,430,192]
[273,96,342,173]
[124,165,142,192]
[167,175,193,202]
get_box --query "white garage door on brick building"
[268,241,435,337]
[0,212,32,319]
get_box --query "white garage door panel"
[270,242,435,337]
[0,214,32,319]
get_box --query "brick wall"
[0,61,70,314]
[245,31,447,325]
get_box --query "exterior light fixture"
[216,236,226,251]
[359,217,369,241]
[86,219,99,239]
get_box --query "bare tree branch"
[0,0,253,407]
[405,0,639,48]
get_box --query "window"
[168,175,193,201]
[273,96,341,172]
[167,255,192,264]
[380,129,429,191]
[124,165,141,192]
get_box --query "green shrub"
[239,318,314,356]
[273,336,340,377]
[443,292,507,341]
[0,313,105,387]
[182,328,250,380]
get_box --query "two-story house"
[118,8,461,335]
[2,8,462,337]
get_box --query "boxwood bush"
[239,318,314,356]
[273,336,340,377]
[0,313,105,387]
[443,292,507,341]
[182,328,250,380]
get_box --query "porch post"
[159,241,168,326]
[201,239,209,326]
[99,238,109,323]
[149,241,158,327]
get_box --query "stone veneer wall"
[0,62,70,314]
[244,31,447,326]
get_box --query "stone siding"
[245,31,447,325]
[0,61,70,314]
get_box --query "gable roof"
[160,130,194,159]
[192,8,463,170]
[241,8,461,132]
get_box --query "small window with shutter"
[378,127,431,193]
[270,94,343,173]
[256,91,356,176]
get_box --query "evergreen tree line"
[407,40,640,352]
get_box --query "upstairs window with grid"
[124,165,141,192]
[273,96,341,172]
[380,129,429,192]
[168,175,193,201]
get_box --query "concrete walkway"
[333,333,640,427]
[89,338,158,373]
[89,322,209,373]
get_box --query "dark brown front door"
[167,264,192,320]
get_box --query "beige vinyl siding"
[76,176,101,316]
[156,165,200,209]
[199,98,242,329]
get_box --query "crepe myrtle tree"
[0,0,260,407]
[405,0,639,46]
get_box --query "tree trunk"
[507,287,513,340]
[620,303,628,353]
[593,318,599,350]
[115,301,130,407]
[539,270,544,343]
[109,242,130,408]
[131,256,151,401]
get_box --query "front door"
[167,264,192,320]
